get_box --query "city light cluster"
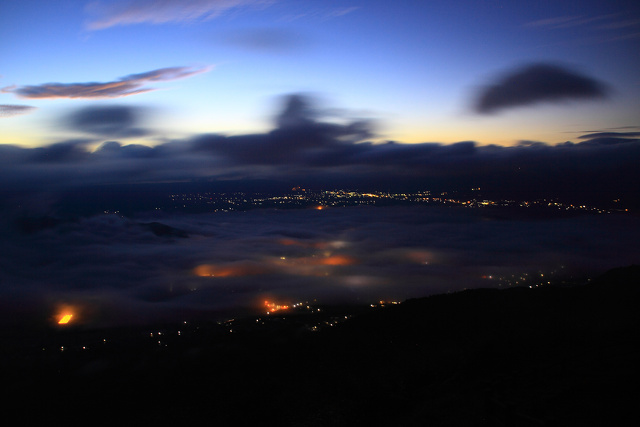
[264,300,290,314]
[160,188,627,215]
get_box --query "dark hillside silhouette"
[4,266,638,426]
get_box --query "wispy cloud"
[86,0,274,30]
[578,131,640,140]
[596,18,640,30]
[524,13,640,43]
[325,6,360,18]
[280,5,360,23]
[4,66,212,99]
[0,104,36,117]
[524,14,616,30]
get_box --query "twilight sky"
[2,0,639,147]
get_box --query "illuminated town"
[37,298,377,357]
[165,187,629,215]
[38,264,578,357]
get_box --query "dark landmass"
[12,215,66,234]
[3,266,639,426]
[138,221,189,238]
[9,215,188,239]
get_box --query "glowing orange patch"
[320,255,356,266]
[405,249,435,264]
[194,264,238,277]
[194,263,270,277]
[264,300,289,313]
[276,238,328,249]
[278,238,298,246]
[288,255,357,266]
[58,314,73,324]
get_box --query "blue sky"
[1,0,639,147]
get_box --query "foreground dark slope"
[5,266,639,426]
[323,265,640,426]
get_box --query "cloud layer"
[66,105,149,138]
[524,13,640,43]
[86,0,272,30]
[5,66,211,99]
[0,94,638,212]
[2,205,639,328]
[1,93,639,328]
[475,64,609,114]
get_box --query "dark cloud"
[94,141,156,158]
[574,130,640,147]
[1,93,639,213]
[28,139,93,163]
[578,131,640,140]
[5,66,211,99]
[190,94,375,166]
[0,104,36,117]
[275,93,317,128]
[66,105,149,138]
[474,63,609,114]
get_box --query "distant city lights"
[165,188,627,216]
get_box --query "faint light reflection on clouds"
[2,206,640,327]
